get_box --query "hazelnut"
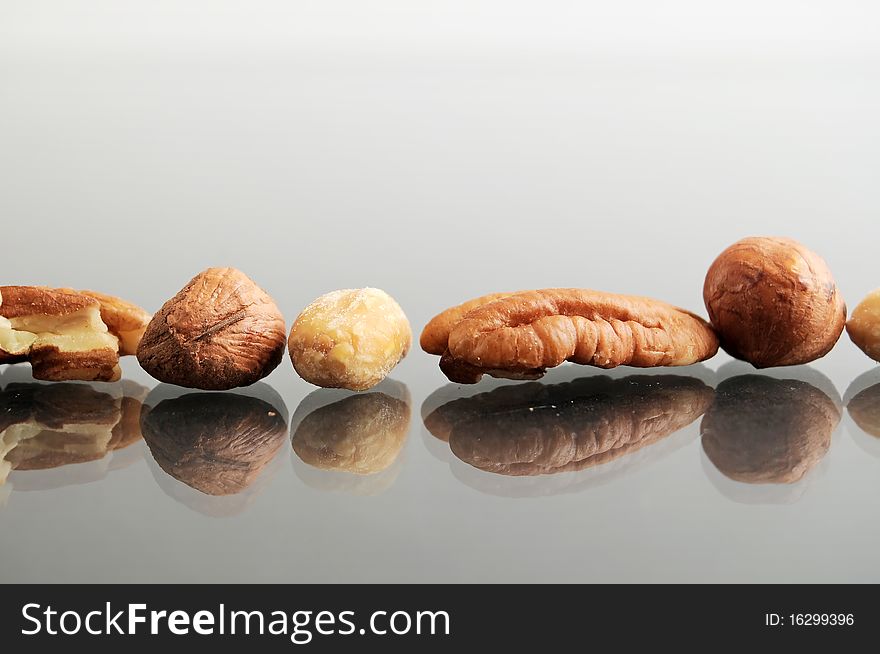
[140,389,288,496]
[288,288,411,391]
[703,237,846,367]
[701,375,839,484]
[846,288,880,362]
[137,268,286,390]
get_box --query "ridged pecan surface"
[431,288,718,383]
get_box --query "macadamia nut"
[846,289,880,363]
[288,288,411,391]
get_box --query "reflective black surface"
[2,357,879,582]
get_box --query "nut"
[846,288,880,363]
[288,288,411,391]
[291,384,411,475]
[430,288,718,384]
[137,268,286,390]
[424,375,713,475]
[847,382,880,438]
[703,237,846,367]
[420,292,514,355]
[0,285,148,382]
[0,380,148,484]
[701,375,839,484]
[77,290,152,356]
[140,391,287,496]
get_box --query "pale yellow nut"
[288,288,411,391]
[847,288,880,363]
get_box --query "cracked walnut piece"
[137,268,286,390]
[429,288,718,384]
[0,286,150,382]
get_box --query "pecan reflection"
[140,389,287,497]
[425,375,713,476]
[0,379,147,487]
[291,382,411,477]
[701,375,839,484]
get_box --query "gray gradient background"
[2,1,879,582]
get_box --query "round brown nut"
[846,288,880,363]
[703,237,846,367]
[137,268,286,390]
[288,288,411,391]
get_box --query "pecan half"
[433,288,718,384]
[420,292,515,355]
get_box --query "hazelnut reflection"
[290,380,411,494]
[140,385,288,504]
[424,375,714,477]
[0,376,147,492]
[701,375,839,486]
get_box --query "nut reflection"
[425,375,714,476]
[290,381,411,493]
[1,378,147,489]
[141,389,287,498]
[701,375,839,485]
[848,384,880,439]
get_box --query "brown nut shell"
[701,375,839,484]
[703,237,846,368]
[137,268,286,390]
[440,288,718,384]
